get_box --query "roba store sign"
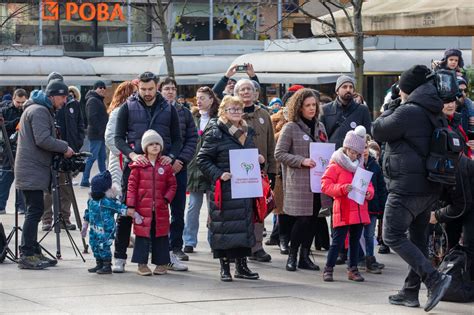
[42,2,124,21]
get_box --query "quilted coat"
[321,161,373,228]
[126,160,177,238]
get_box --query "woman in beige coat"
[275,88,328,272]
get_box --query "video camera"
[52,152,92,174]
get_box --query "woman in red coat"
[321,126,374,282]
[127,130,177,276]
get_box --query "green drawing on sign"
[241,162,254,175]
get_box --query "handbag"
[255,172,276,223]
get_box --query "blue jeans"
[326,224,364,268]
[364,215,377,257]
[0,169,25,211]
[81,140,106,185]
[183,191,209,248]
[169,170,187,250]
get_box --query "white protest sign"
[348,167,374,205]
[229,148,263,199]
[310,143,335,193]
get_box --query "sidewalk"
[0,183,472,314]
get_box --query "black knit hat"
[93,80,106,90]
[91,170,112,194]
[47,71,64,83]
[45,79,69,97]
[443,49,464,68]
[399,65,431,95]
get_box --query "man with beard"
[320,76,372,150]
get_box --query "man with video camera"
[15,79,74,270]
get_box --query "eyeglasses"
[98,87,106,90]
[460,88,467,93]
[225,107,243,114]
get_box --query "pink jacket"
[321,161,373,228]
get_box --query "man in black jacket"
[113,71,184,273]
[0,89,27,215]
[80,81,108,187]
[372,65,452,312]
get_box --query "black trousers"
[288,195,321,250]
[132,215,170,265]
[20,190,44,256]
[114,164,132,260]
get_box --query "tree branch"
[327,0,354,32]
[0,4,31,29]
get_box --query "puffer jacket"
[126,160,177,238]
[372,82,444,196]
[174,102,198,168]
[365,156,387,216]
[321,161,373,228]
[197,119,256,250]
[105,108,123,187]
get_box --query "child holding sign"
[321,126,374,282]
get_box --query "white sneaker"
[167,252,188,271]
[112,258,126,273]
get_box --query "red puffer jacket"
[127,160,177,238]
[321,161,373,228]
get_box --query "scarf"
[330,147,364,173]
[218,117,248,145]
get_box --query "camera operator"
[15,80,74,270]
[0,88,27,215]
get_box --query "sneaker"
[80,182,90,188]
[424,274,452,312]
[378,244,390,254]
[42,224,52,231]
[388,291,420,308]
[0,209,6,215]
[34,253,58,267]
[183,246,194,253]
[153,265,167,275]
[18,255,49,270]
[264,238,279,246]
[137,264,152,276]
[172,248,189,261]
[248,249,272,262]
[167,252,188,271]
[61,223,77,231]
[347,267,365,282]
[112,258,126,273]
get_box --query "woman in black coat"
[197,95,264,282]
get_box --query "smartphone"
[236,65,248,72]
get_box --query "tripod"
[38,167,87,261]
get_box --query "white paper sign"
[348,167,374,205]
[229,148,263,199]
[310,143,335,193]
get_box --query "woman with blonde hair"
[197,95,264,282]
[104,81,136,189]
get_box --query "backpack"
[438,247,474,302]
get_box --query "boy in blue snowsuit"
[81,171,135,274]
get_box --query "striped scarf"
[219,117,248,145]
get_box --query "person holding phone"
[212,63,260,99]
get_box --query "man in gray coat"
[15,80,74,270]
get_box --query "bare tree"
[0,2,36,44]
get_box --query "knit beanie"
[335,75,355,92]
[141,129,164,154]
[91,170,112,195]
[443,49,464,68]
[288,84,304,92]
[93,80,106,90]
[269,97,283,107]
[399,65,430,95]
[45,79,69,97]
[343,126,366,155]
[47,72,64,83]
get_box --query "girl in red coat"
[127,130,177,276]
[321,126,374,282]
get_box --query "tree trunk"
[353,0,364,93]
[155,1,175,78]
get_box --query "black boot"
[234,258,259,280]
[219,258,232,282]
[298,247,320,271]
[279,237,289,255]
[96,259,112,274]
[286,247,298,271]
[88,259,103,273]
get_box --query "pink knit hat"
[343,126,366,154]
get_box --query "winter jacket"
[55,96,85,152]
[321,161,373,228]
[174,102,198,168]
[127,160,177,238]
[85,91,108,141]
[105,108,123,187]
[187,112,215,192]
[372,82,444,196]
[242,105,277,175]
[15,90,68,191]
[212,75,259,99]
[197,119,257,250]
[447,113,471,157]
[456,97,473,133]
[320,98,372,149]
[271,109,288,143]
[114,93,182,159]
[365,156,387,216]
[1,102,22,168]
[275,119,327,216]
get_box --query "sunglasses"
[139,72,157,81]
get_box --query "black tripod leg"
[65,173,88,253]
[59,217,85,262]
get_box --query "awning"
[0,56,96,76]
[198,73,340,85]
[0,76,112,86]
[311,0,474,36]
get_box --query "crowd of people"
[1,48,473,312]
